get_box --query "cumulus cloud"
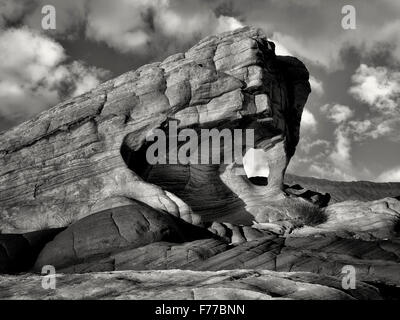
[0,28,109,131]
[294,104,361,181]
[271,36,293,56]
[0,0,31,27]
[300,139,330,154]
[296,126,358,182]
[228,0,400,70]
[349,64,400,115]
[309,76,324,96]
[376,166,400,182]
[300,108,317,134]
[321,103,354,124]
[20,0,86,37]
[270,31,341,69]
[3,0,400,71]
[84,0,244,54]
[329,126,352,171]
[308,162,356,181]
[1,0,244,54]
[85,0,159,53]
[347,64,400,142]
[243,148,270,178]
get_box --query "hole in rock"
[119,125,257,224]
[243,148,269,185]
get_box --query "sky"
[0,0,399,182]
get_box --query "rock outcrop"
[0,26,311,234]
[33,204,218,271]
[33,215,400,289]
[0,269,382,300]
[1,26,400,300]
[285,174,400,203]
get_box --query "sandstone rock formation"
[33,211,400,290]
[1,26,400,300]
[0,26,311,234]
[33,204,218,271]
[285,174,400,203]
[0,269,382,300]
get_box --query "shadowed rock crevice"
[0,228,64,274]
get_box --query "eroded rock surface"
[34,224,400,288]
[285,174,400,203]
[1,26,400,300]
[0,26,311,233]
[33,204,218,271]
[0,269,382,300]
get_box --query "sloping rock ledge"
[0,269,382,300]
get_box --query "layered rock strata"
[0,269,382,300]
[0,26,311,233]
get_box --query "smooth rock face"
[318,198,400,240]
[0,26,311,233]
[33,203,218,270]
[0,269,382,300]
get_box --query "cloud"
[329,125,352,171]
[321,103,354,124]
[346,64,400,142]
[308,162,356,181]
[270,36,293,56]
[300,139,330,154]
[346,118,399,141]
[215,15,244,34]
[15,0,86,38]
[227,0,400,70]
[0,27,109,131]
[0,0,31,27]
[349,64,400,115]
[243,148,270,178]
[376,166,400,182]
[3,0,400,71]
[293,110,361,181]
[296,125,358,182]
[270,0,321,7]
[309,76,324,96]
[300,108,317,134]
[84,0,244,54]
[85,0,158,53]
[270,31,342,69]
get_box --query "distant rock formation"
[285,174,400,203]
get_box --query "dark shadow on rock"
[0,228,65,274]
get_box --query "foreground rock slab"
[0,269,382,300]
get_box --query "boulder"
[34,203,219,271]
